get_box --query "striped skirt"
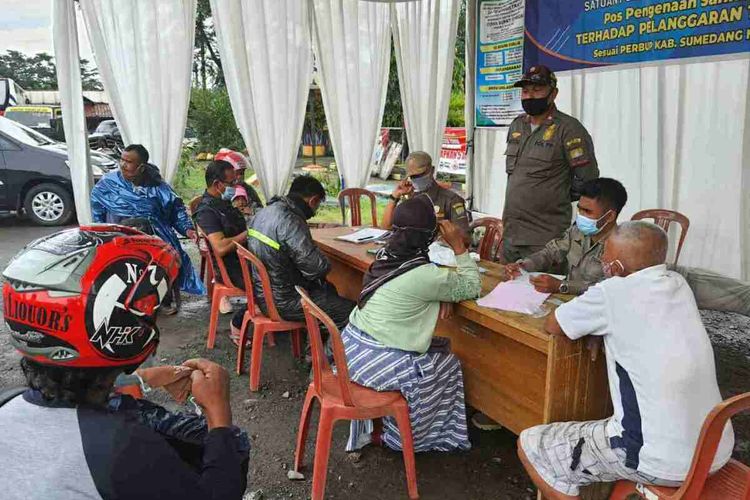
[341,323,471,453]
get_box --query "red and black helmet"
[2,225,180,368]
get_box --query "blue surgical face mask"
[576,210,612,236]
[410,174,433,192]
[222,186,236,201]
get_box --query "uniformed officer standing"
[502,65,599,263]
[383,151,471,242]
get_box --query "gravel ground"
[0,215,748,499]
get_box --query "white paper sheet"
[476,276,551,315]
[428,242,480,267]
[335,228,389,244]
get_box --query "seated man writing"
[344,195,481,452]
[0,227,249,500]
[383,151,471,243]
[192,160,250,343]
[247,176,354,331]
[505,177,627,295]
[518,221,734,499]
[91,144,205,312]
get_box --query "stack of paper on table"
[476,276,551,315]
[335,228,389,244]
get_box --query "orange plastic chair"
[196,229,214,299]
[631,209,690,265]
[610,391,750,500]
[338,188,378,227]
[234,244,305,391]
[293,286,419,500]
[470,217,504,262]
[197,224,245,349]
[189,197,213,297]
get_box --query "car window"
[0,134,19,151]
[0,116,55,147]
[5,109,52,129]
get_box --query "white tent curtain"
[210,0,313,198]
[52,0,93,224]
[79,0,196,183]
[470,57,750,280]
[312,0,391,189]
[391,0,459,165]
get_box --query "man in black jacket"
[247,176,355,329]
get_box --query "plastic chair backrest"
[196,223,234,288]
[631,209,690,264]
[338,188,378,227]
[235,244,284,322]
[470,217,504,261]
[296,286,355,407]
[674,391,750,500]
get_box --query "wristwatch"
[558,280,570,294]
[388,194,400,203]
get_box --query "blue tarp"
[90,168,206,295]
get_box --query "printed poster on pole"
[474,0,526,127]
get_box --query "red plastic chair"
[234,244,305,391]
[631,209,690,265]
[338,188,378,227]
[610,391,750,500]
[293,286,419,500]
[197,224,245,349]
[470,217,504,262]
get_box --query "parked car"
[88,119,123,152]
[0,116,117,226]
[4,105,65,141]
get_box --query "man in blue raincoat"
[90,144,206,313]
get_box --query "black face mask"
[521,92,552,116]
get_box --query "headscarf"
[358,194,437,308]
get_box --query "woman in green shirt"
[341,195,482,453]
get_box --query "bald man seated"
[517,221,734,500]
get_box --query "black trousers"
[230,281,355,333]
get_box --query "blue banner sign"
[524,0,750,72]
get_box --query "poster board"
[474,0,525,127]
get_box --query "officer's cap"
[514,65,557,88]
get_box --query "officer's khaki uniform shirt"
[520,225,606,295]
[503,108,599,246]
[423,182,470,235]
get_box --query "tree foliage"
[0,50,102,91]
[193,0,224,88]
[188,87,244,152]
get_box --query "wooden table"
[312,226,611,436]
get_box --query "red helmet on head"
[214,148,250,171]
[2,225,180,368]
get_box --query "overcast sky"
[0,0,94,60]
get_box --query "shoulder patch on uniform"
[452,202,465,216]
[511,131,522,139]
[543,123,557,141]
[566,137,582,148]
[569,147,585,159]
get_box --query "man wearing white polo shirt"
[517,221,734,500]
